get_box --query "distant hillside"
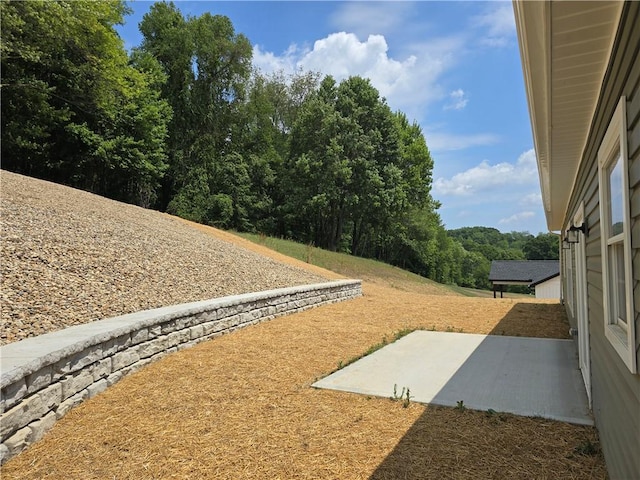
[447,226,559,291]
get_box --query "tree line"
[1,1,558,291]
[448,227,559,290]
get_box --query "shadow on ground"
[368,404,603,479]
[488,302,570,339]
[364,302,598,479]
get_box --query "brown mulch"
[3,244,606,479]
[0,172,606,478]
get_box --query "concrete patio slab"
[313,331,592,425]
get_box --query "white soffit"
[514,1,623,231]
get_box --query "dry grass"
[1,224,606,479]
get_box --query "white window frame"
[565,238,575,317]
[597,96,636,373]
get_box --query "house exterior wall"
[534,276,560,299]
[561,245,577,325]
[563,3,640,478]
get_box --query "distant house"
[488,260,560,299]
[514,1,639,478]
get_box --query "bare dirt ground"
[0,172,606,479]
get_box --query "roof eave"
[530,273,560,287]
[513,1,623,232]
[513,1,554,230]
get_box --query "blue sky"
[116,1,548,235]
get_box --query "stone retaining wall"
[0,280,361,464]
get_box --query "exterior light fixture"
[566,222,588,244]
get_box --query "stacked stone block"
[0,280,361,463]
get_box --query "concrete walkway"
[313,331,593,425]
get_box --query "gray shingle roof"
[488,260,560,287]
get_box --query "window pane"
[608,157,624,236]
[609,242,627,326]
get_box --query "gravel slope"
[0,171,329,345]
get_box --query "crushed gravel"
[0,171,329,345]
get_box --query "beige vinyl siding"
[535,276,560,299]
[564,247,577,324]
[563,3,640,479]
[627,1,640,386]
[629,27,640,377]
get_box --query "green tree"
[334,77,402,256]
[393,112,435,208]
[446,227,561,290]
[235,70,321,233]
[523,233,559,260]
[282,74,446,282]
[141,4,253,226]
[285,76,352,250]
[388,207,448,281]
[138,1,193,203]
[1,0,170,206]
[377,112,438,266]
[284,75,407,253]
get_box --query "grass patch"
[234,232,458,295]
[446,285,481,297]
[391,384,413,408]
[573,439,600,456]
[448,285,535,299]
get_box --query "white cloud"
[248,6,514,149]
[330,2,414,38]
[499,211,535,224]
[252,44,304,75]
[425,131,500,152]
[299,32,417,89]
[433,149,538,196]
[520,192,542,206]
[444,89,468,110]
[251,31,464,123]
[472,4,516,47]
[248,32,462,121]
